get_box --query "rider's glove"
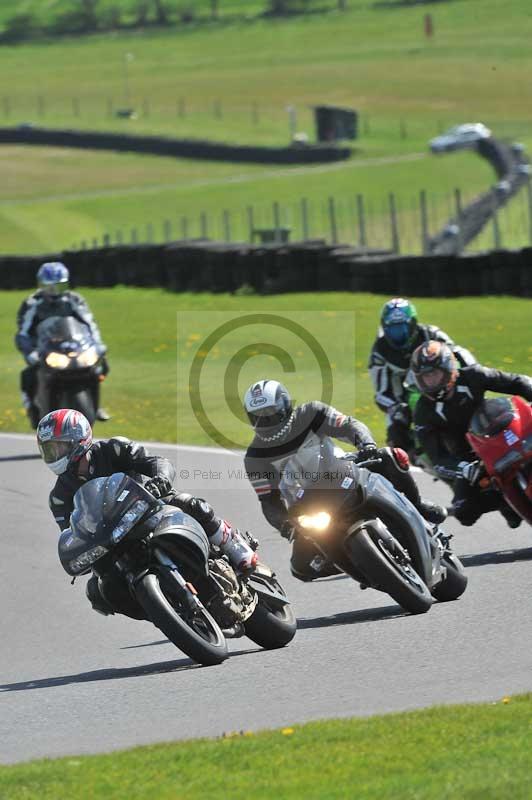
[145,476,173,499]
[389,402,411,426]
[355,443,379,463]
[26,350,39,366]
[458,460,481,485]
[280,521,295,541]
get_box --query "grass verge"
[0,693,531,799]
[1,288,530,446]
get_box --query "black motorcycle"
[279,437,467,614]
[33,315,106,426]
[58,473,296,666]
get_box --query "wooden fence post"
[247,206,255,242]
[356,194,367,246]
[301,197,309,240]
[328,197,338,245]
[223,210,231,242]
[163,219,172,242]
[389,193,400,254]
[419,189,429,254]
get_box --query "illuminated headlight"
[494,450,521,473]
[111,500,150,544]
[297,511,331,532]
[77,347,99,368]
[46,352,70,369]
[69,545,108,573]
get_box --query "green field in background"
[1,693,531,799]
[1,0,532,253]
[1,288,530,446]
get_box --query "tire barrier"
[1,240,531,296]
[0,126,351,165]
[428,138,530,255]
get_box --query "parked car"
[429,123,492,153]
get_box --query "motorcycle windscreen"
[36,315,92,352]
[279,435,352,509]
[58,473,156,573]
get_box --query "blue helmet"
[37,261,69,294]
[381,297,418,350]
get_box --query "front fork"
[115,548,202,614]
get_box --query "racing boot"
[418,499,448,525]
[96,408,111,421]
[210,521,258,573]
[499,503,522,529]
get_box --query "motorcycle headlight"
[494,450,521,473]
[111,500,150,544]
[45,352,70,369]
[297,511,331,532]
[77,347,99,368]
[69,545,108,574]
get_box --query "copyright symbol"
[188,313,333,451]
[180,469,190,480]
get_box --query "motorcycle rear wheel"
[135,572,228,666]
[347,530,433,615]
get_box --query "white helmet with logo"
[243,380,293,441]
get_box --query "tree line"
[2,1,350,43]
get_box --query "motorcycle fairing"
[149,508,211,575]
[58,473,157,573]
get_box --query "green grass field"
[1,289,530,445]
[1,693,531,799]
[1,0,532,253]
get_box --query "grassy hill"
[0,0,531,253]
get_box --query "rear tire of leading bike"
[135,572,228,666]
[347,530,433,615]
[244,598,296,650]
[60,388,96,425]
[431,553,468,602]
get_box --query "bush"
[2,13,38,43]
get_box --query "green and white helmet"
[381,298,418,350]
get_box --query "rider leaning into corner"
[368,297,475,457]
[36,409,258,617]
[410,340,532,529]
[15,261,110,428]
[243,379,446,582]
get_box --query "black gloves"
[280,521,295,541]
[355,443,380,463]
[145,476,173,499]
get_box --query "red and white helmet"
[37,409,92,475]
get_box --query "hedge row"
[1,240,531,296]
[0,126,351,165]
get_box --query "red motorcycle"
[467,396,532,525]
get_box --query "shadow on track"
[298,604,406,630]
[0,648,258,692]
[460,547,532,568]
[0,454,40,463]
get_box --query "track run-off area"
[1,432,531,764]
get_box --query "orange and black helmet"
[410,340,458,401]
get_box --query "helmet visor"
[38,440,73,464]
[39,281,68,295]
[384,322,410,348]
[248,406,288,429]
[415,368,448,397]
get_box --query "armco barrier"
[1,241,531,296]
[0,126,351,165]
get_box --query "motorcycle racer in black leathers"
[411,340,532,528]
[37,409,257,616]
[369,298,475,456]
[15,262,109,427]
[243,379,446,582]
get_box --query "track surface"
[1,433,531,764]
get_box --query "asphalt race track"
[1,432,531,764]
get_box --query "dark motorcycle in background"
[58,473,296,666]
[279,437,467,614]
[33,315,106,426]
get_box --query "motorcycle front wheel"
[347,530,433,615]
[244,576,296,649]
[135,571,228,666]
